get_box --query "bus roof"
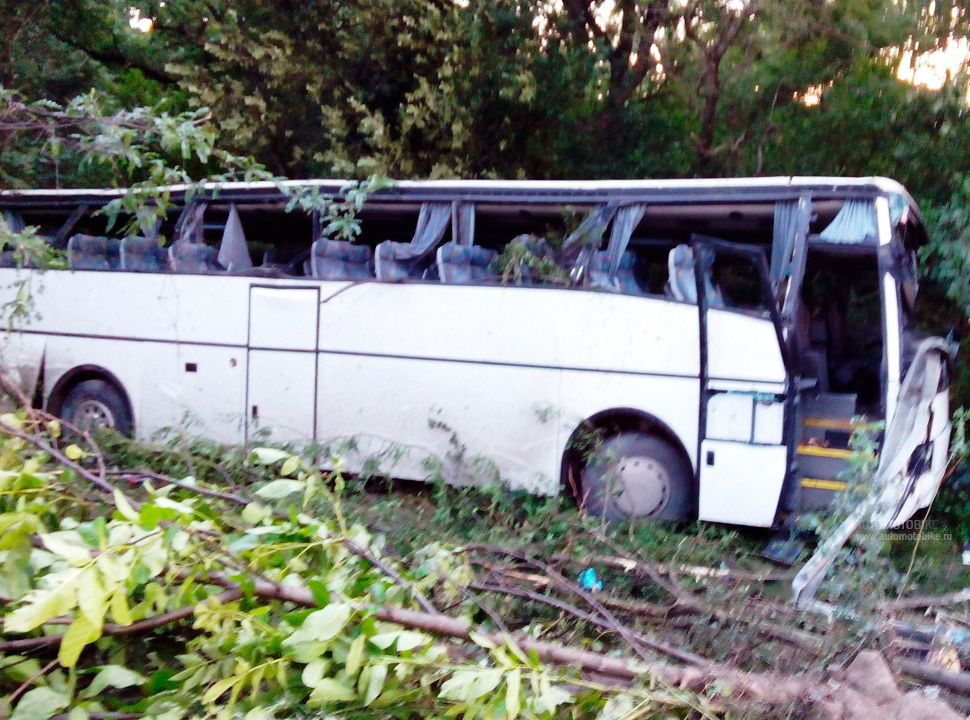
[0,175,920,210]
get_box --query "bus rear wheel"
[60,379,133,437]
[580,433,694,522]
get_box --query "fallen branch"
[896,657,970,696]
[882,588,970,611]
[0,589,243,654]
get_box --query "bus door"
[246,285,320,443]
[692,238,794,527]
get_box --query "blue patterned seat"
[590,250,640,293]
[667,244,722,305]
[310,238,373,280]
[68,235,116,271]
[436,243,497,284]
[169,243,222,274]
[375,241,426,280]
[121,236,169,272]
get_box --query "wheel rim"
[73,399,117,432]
[608,455,670,517]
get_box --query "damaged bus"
[0,177,951,530]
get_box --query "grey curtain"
[457,203,475,246]
[2,211,25,234]
[174,202,207,245]
[560,203,619,266]
[819,199,877,244]
[770,200,798,294]
[385,202,452,260]
[217,204,253,270]
[604,204,647,281]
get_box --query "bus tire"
[60,379,133,437]
[580,433,694,522]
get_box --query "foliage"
[0,412,744,720]
[6,1,969,192]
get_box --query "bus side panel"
[318,353,561,493]
[0,331,46,408]
[19,271,252,346]
[42,337,248,444]
[317,283,700,492]
[320,285,700,376]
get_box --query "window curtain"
[173,202,207,245]
[604,204,647,280]
[217,204,252,270]
[457,203,475,246]
[2,211,25,234]
[560,203,619,266]
[768,197,811,325]
[386,202,453,261]
[770,200,798,295]
[819,199,877,244]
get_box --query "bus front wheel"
[580,433,694,522]
[61,379,133,437]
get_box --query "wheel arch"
[560,407,695,497]
[47,365,134,427]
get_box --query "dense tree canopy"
[1,0,968,201]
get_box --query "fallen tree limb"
[0,589,243,654]
[882,588,970,611]
[469,580,705,666]
[896,657,970,696]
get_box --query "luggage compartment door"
[247,286,320,443]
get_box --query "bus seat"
[121,236,169,272]
[667,244,722,306]
[310,238,372,280]
[590,250,639,293]
[106,238,121,269]
[169,243,222,274]
[375,241,427,280]
[67,234,112,271]
[436,242,497,283]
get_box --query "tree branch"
[0,589,243,654]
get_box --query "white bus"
[0,177,951,529]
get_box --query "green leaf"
[284,603,352,645]
[440,669,503,703]
[241,502,271,524]
[81,665,147,698]
[369,630,430,651]
[364,664,387,706]
[345,634,366,676]
[6,567,82,632]
[64,444,86,460]
[255,479,304,499]
[395,631,431,652]
[10,687,70,720]
[76,567,107,627]
[469,630,496,649]
[308,678,355,705]
[113,488,140,522]
[505,669,521,719]
[251,447,290,465]
[280,455,301,476]
[109,587,133,626]
[301,658,330,688]
[202,676,239,704]
[58,613,101,667]
[41,532,91,567]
